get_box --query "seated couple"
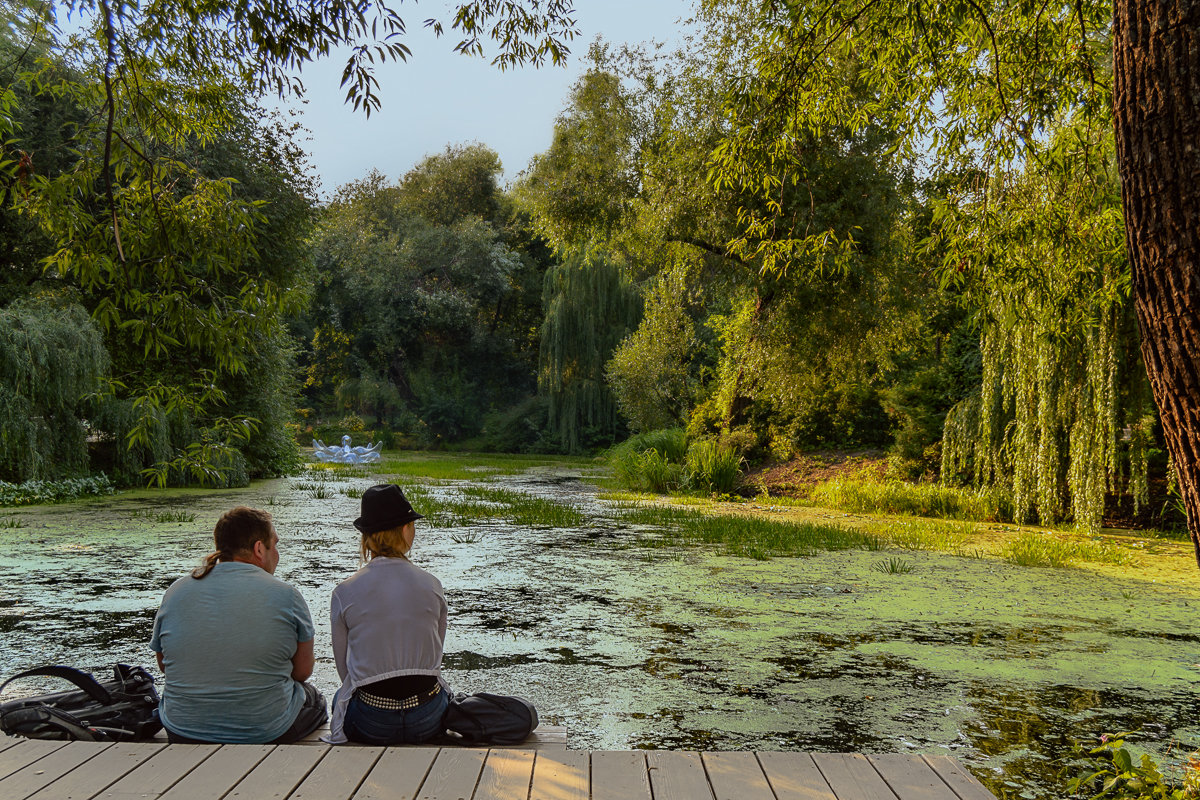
[150,485,449,745]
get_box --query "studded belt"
[354,682,441,711]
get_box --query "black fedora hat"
[354,484,424,534]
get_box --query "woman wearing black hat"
[326,484,449,744]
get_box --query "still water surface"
[1,466,1198,799]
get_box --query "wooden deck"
[0,731,997,799]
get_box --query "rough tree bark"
[1112,0,1200,565]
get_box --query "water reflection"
[0,471,1198,800]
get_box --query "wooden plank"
[811,753,899,800]
[416,748,487,800]
[97,743,219,800]
[0,741,110,800]
[921,756,996,800]
[0,740,70,780]
[158,744,275,800]
[291,745,385,800]
[646,751,715,800]
[869,755,961,800]
[296,725,567,751]
[529,750,587,800]
[589,751,650,800]
[507,727,568,751]
[702,752,775,800]
[26,743,165,800]
[353,748,439,800]
[225,744,329,800]
[474,750,536,800]
[756,752,837,800]
[0,734,22,754]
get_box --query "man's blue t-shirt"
[150,562,315,743]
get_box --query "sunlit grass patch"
[343,487,364,499]
[1002,532,1137,568]
[877,520,973,552]
[614,504,875,560]
[809,479,1012,523]
[597,490,656,502]
[750,493,811,508]
[376,451,590,482]
[672,495,721,507]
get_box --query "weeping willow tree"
[938,126,1155,530]
[0,297,108,482]
[539,250,641,453]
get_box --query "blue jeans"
[343,689,449,745]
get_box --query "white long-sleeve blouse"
[327,555,448,743]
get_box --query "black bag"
[439,692,539,746]
[0,664,162,742]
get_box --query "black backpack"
[439,692,539,746]
[0,664,162,742]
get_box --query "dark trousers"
[165,682,328,744]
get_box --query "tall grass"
[459,486,587,528]
[1002,533,1135,568]
[409,486,586,529]
[610,428,687,462]
[614,503,875,560]
[877,520,973,551]
[610,449,683,493]
[684,440,742,494]
[608,429,687,492]
[809,479,1012,522]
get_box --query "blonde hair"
[361,522,412,562]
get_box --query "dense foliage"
[300,149,553,449]
[2,0,1190,542]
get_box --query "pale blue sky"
[276,1,695,197]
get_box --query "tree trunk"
[1112,0,1200,565]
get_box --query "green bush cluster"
[0,474,115,507]
[608,428,743,495]
[684,439,744,494]
[1068,733,1198,799]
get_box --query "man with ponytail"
[150,506,327,743]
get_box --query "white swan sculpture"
[312,434,382,464]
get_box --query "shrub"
[607,428,688,492]
[613,428,687,462]
[1068,733,1198,799]
[611,448,683,493]
[0,474,115,507]
[684,439,743,494]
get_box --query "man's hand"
[291,639,314,682]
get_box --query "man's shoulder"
[167,564,302,600]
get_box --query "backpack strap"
[0,666,114,705]
[0,705,104,741]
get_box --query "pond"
[1,459,1198,800]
